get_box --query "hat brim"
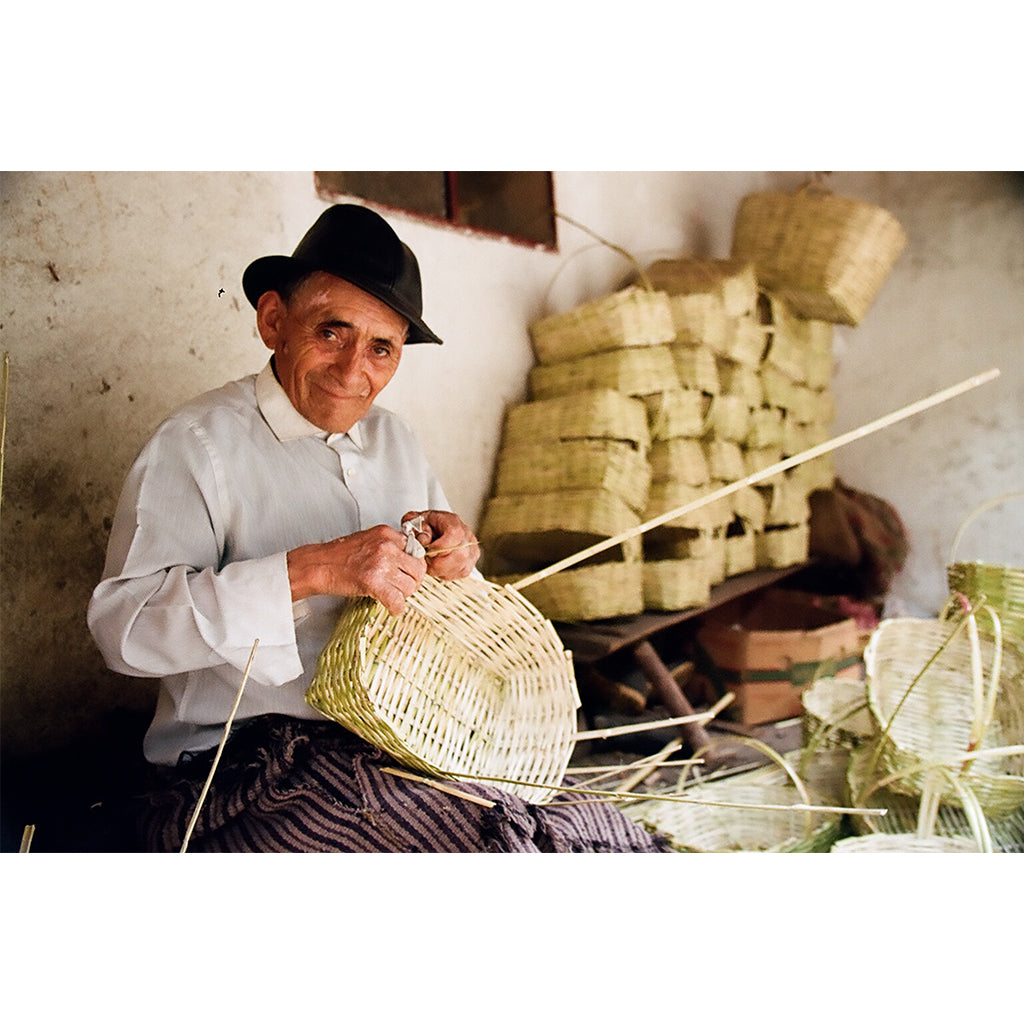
[242,254,443,346]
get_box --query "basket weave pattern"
[307,576,580,804]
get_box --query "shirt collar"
[255,361,363,448]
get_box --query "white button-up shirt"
[88,362,452,765]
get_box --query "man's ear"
[256,291,287,351]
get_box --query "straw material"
[724,317,768,367]
[493,439,652,515]
[864,614,1024,817]
[746,406,785,448]
[731,485,768,532]
[665,292,730,351]
[642,388,709,441]
[479,489,642,567]
[625,759,840,853]
[704,393,751,442]
[498,560,644,622]
[755,523,810,568]
[805,349,834,389]
[643,558,712,612]
[785,454,836,494]
[744,445,784,476]
[716,358,764,408]
[528,285,676,364]
[763,326,808,383]
[732,185,908,325]
[704,439,746,482]
[528,344,678,401]
[760,363,799,410]
[947,492,1024,658]
[306,575,580,804]
[724,527,756,577]
[502,388,650,453]
[645,481,735,531]
[648,438,711,486]
[644,257,759,319]
[643,525,719,561]
[669,342,720,393]
[845,745,1024,851]
[757,478,812,527]
[831,834,980,853]
[802,674,875,749]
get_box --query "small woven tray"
[306,575,580,803]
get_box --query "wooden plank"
[553,563,810,663]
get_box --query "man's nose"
[330,342,365,382]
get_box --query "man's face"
[258,271,407,434]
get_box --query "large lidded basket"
[306,575,580,804]
[731,183,907,325]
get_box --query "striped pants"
[140,716,673,853]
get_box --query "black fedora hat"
[242,204,443,345]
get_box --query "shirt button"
[345,466,356,478]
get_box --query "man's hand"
[401,510,479,581]
[287,525,427,616]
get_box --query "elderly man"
[89,204,670,853]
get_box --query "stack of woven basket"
[480,182,907,624]
[480,285,673,620]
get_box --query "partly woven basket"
[831,834,980,853]
[625,742,840,852]
[864,609,1024,818]
[493,439,652,515]
[732,183,908,325]
[801,674,875,749]
[529,285,676,365]
[528,344,679,400]
[306,575,580,804]
[501,388,650,453]
[498,559,644,623]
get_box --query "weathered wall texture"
[1,171,1020,761]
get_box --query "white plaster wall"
[2,170,1021,759]
[819,172,1024,617]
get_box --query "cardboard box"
[695,588,863,725]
